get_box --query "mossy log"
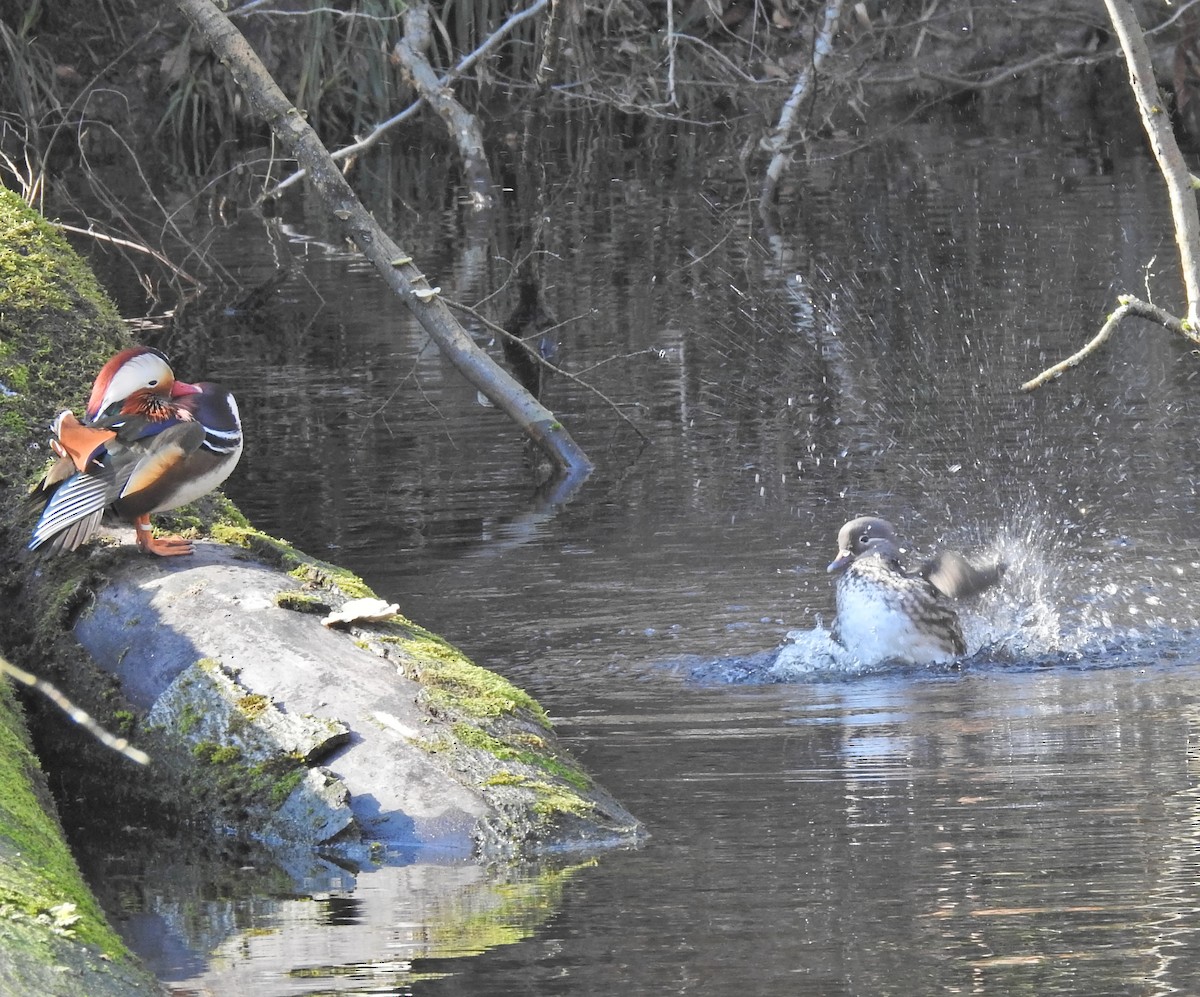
[0,188,639,987]
[56,526,641,857]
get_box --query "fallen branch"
[1104,0,1200,327]
[176,0,592,477]
[392,2,494,208]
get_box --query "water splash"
[692,510,1200,684]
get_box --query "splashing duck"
[29,346,243,556]
[826,516,1004,665]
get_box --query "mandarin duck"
[29,346,242,556]
[826,516,1005,665]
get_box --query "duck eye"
[147,379,158,386]
[858,533,870,544]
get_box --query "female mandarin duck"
[826,516,1004,665]
[29,346,242,556]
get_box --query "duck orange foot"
[134,516,194,556]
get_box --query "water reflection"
[58,111,1200,994]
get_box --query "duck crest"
[86,346,174,422]
[826,516,1003,665]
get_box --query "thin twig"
[0,655,149,766]
[443,296,652,442]
[233,5,401,19]
[915,49,1074,92]
[665,0,677,107]
[1021,297,1195,392]
[54,223,203,287]
[670,33,774,85]
[1146,0,1200,36]
[269,0,550,197]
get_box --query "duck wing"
[29,420,205,554]
[113,420,206,511]
[921,551,1006,600]
[29,468,115,553]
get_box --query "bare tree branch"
[55,222,203,288]
[268,0,550,197]
[759,0,844,212]
[1021,297,1195,392]
[392,1,493,208]
[1104,0,1200,327]
[1024,0,1200,390]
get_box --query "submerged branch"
[392,2,493,207]
[1021,297,1196,392]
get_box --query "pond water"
[58,104,1200,994]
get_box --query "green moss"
[397,637,549,727]
[111,711,135,738]
[269,768,305,807]
[479,768,595,820]
[453,722,591,792]
[0,680,129,957]
[524,781,595,818]
[212,523,377,601]
[3,364,29,392]
[274,590,330,614]
[192,741,242,765]
[236,694,270,721]
[179,743,305,815]
[0,189,127,525]
[0,200,122,318]
[0,407,26,434]
[45,577,93,632]
[176,703,202,736]
[482,770,526,787]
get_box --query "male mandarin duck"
[826,516,1005,665]
[29,346,242,556]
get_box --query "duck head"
[827,516,903,573]
[85,346,200,424]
